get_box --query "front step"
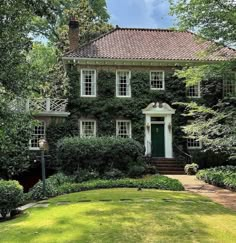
[150,158,185,175]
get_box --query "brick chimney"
[68,18,79,51]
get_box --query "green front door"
[151,124,165,157]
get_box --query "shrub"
[0,180,24,218]
[47,172,75,186]
[74,169,100,183]
[103,168,124,180]
[128,165,146,178]
[57,136,145,175]
[29,180,58,200]
[184,163,199,175]
[28,172,76,200]
[197,166,236,190]
[57,175,184,194]
[145,164,158,175]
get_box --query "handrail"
[26,98,68,113]
[174,143,193,163]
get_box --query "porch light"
[39,138,47,151]
[168,123,172,132]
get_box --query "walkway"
[167,175,236,211]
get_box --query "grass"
[1,188,236,243]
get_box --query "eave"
[62,57,227,67]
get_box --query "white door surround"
[142,102,175,158]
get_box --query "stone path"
[167,175,236,211]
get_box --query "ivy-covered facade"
[64,63,223,159]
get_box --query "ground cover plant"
[197,166,236,191]
[28,174,184,200]
[1,189,236,242]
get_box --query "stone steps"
[150,158,185,175]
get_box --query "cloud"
[107,0,174,28]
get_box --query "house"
[32,19,236,173]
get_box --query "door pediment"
[142,102,175,115]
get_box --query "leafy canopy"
[170,0,236,160]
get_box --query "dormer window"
[150,71,165,90]
[116,71,131,97]
[187,82,201,98]
[81,69,96,97]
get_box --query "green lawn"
[1,189,236,243]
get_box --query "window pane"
[187,138,201,149]
[81,121,96,137]
[150,71,164,89]
[82,70,96,96]
[187,83,200,98]
[224,74,236,97]
[117,71,130,96]
[30,121,46,148]
[151,117,164,122]
[117,121,131,138]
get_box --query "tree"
[31,0,111,46]
[169,0,236,47]
[170,0,236,160]
[53,0,113,52]
[29,0,113,98]
[0,0,60,178]
[28,43,68,97]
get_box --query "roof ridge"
[116,27,187,32]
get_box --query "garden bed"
[28,174,184,200]
[197,166,236,191]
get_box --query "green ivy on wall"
[66,65,191,144]
[68,65,223,143]
[43,64,226,168]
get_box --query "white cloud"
[107,0,174,28]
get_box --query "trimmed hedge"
[28,174,184,200]
[0,180,24,218]
[57,136,145,175]
[197,166,236,191]
[57,175,184,194]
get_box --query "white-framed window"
[81,69,96,97]
[29,121,46,150]
[80,120,96,137]
[187,138,202,149]
[150,71,165,90]
[116,70,131,97]
[116,120,132,138]
[223,73,236,97]
[187,82,201,98]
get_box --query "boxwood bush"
[28,173,184,200]
[0,180,24,218]
[57,175,184,194]
[57,136,145,175]
[197,166,236,190]
[29,173,75,200]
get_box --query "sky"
[106,0,176,29]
